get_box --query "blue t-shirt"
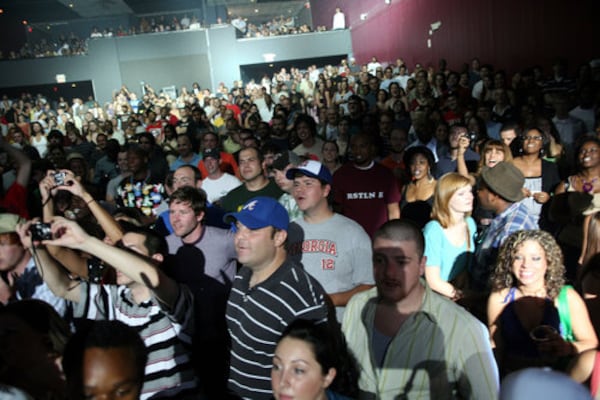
[423,217,476,281]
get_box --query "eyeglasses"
[522,135,543,141]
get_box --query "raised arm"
[39,171,88,278]
[16,221,81,303]
[57,169,124,243]
[0,133,31,187]
[45,217,179,309]
[456,136,476,185]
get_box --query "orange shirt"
[198,151,240,179]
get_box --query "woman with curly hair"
[487,230,597,376]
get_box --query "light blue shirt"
[423,217,476,281]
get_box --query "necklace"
[582,176,598,193]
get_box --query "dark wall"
[311,0,599,73]
[0,27,352,104]
[0,17,27,56]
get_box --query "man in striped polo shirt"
[17,218,198,399]
[224,196,330,400]
[342,219,499,400]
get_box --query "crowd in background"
[0,11,329,61]
[1,52,600,399]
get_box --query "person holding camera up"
[435,124,480,177]
[0,212,67,316]
[38,168,125,281]
[15,214,199,399]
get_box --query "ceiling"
[0,0,307,24]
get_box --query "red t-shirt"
[333,162,401,238]
[0,182,29,219]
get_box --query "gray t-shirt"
[287,213,374,321]
[166,226,237,285]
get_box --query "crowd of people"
[0,33,87,60]
[232,15,323,39]
[1,11,330,61]
[1,53,600,399]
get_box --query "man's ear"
[151,253,164,264]
[274,229,287,247]
[419,255,427,276]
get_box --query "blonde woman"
[423,173,475,300]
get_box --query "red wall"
[311,0,599,73]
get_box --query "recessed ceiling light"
[69,3,74,8]
[254,9,259,13]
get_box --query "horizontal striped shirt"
[226,259,329,400]
[342,284,499,400]
[74,282,197,399]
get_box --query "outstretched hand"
[42,217,89,250]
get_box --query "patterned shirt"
[12,256,67,317]
[278,193,302,222]
[473,201,538,289]
[116,174,165,216]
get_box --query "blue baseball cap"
[224,196,289,231]
[285,160,332,184]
